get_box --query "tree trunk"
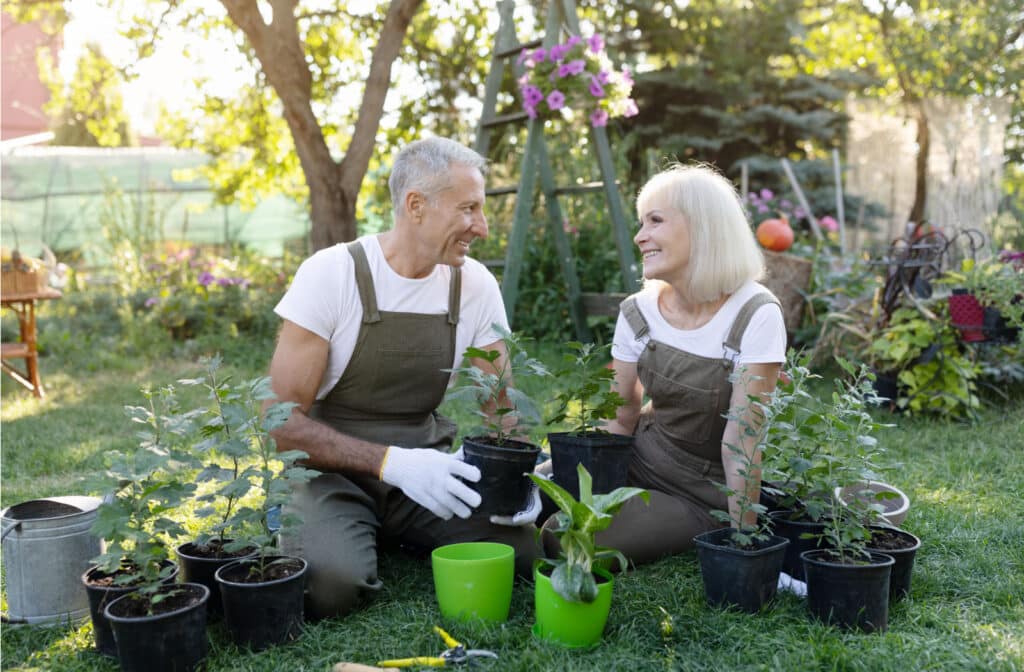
[907,99,929,227]
[220,0,423,250]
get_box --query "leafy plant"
[529,464,649,603]
[708,367,775,548]
[761,354,893,529]
[444,325,550,445]
[946,257,1024,336]
[179,360,319,578]
[90,385,199,611]
[546,341,625,435]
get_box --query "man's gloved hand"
[380,446,482,520]
[490,482,542,527]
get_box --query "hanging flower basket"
[517,33,638,127]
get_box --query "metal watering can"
[1,496,103,625]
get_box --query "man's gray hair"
[389,137,488,216]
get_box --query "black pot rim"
[693,528,790,557]
[82,561,179,592]
[463,436,541,456]
[546,431,634,447]
[214,555,308,588]
[103,582,209,624]
[800,549,895,569]
[176,539,260,562]
[867,526,922,553]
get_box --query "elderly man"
[267,137,540,619]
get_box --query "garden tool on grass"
[333,626,498,671]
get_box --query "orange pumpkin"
[756,215,794,252]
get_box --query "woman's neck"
[657,284,728,330]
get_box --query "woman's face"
[634,191,691,283]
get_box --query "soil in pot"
[867,526,921,600]
[802,549,894,633]
[768,510,829,582]
[177,539,258,618]
[547,432,633,500]
[461,436,540,517]
[82,561,180,657]
[215,555,307,651]
[694,528,789,613]
[104,583,209,672]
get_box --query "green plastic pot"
[431,542,514,623]
[533,563,614,648]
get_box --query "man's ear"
[405,190,425,221]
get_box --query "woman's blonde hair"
[637,163,764,303]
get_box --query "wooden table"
[1,288,62,398]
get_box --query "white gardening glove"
[490,482,542,526]
[380,446,482,520]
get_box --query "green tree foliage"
[39,42,133,147]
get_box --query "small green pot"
[533,562,614,648]
[431,542,514,623]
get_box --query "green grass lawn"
[2,352,1023,671]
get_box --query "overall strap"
[447,265,462,325]
[620,295,650,339]
[723,293,780,354]
[346,241,381,324]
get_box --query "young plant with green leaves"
[709,367,775,548]
[546,341,625,435]
[90,385,199,611]
[445,325,550,446]
[529,464,649,603]
[180,364,319,578]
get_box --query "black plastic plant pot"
[547,432,633,500]
[81,561,180,657]
[867,526,921,601]
[693,528,789,613]
[461,437,541,517]
[983,307,1020,343]
[802,549,894,633]
[176,540,258,619]
[104,582,209,672]
[215,555,307,651]
[768,510,828,582]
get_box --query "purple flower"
[621,67,633,86]
[546,90,566,110]
[623,98,639,117]
[531,48,547,63]
[748,193,760,203]
[197,271,215,287]
[522,84,544,106]
[820,215,839,232]
[780,199,792,209]
[587,34,604,53]
[549,44,571,61]
[524,103,537,119]
[588,77,605,98]
[557,63,573,78]
[145,297,159,308]
[566,59,586,75]
[757,204,769,214]
[794,207,807,219]
[760,189,774,200]
[217,277,232,287]
[596,70,611,85]
[590,109,609,127]
[567,35,582,48]
[517,48,529,66]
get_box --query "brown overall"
[591,291,780,566]
[281,241,537,619]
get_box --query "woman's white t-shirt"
[275,234,509,400]
[611,281,787,366]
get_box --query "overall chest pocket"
[647,370,720,446]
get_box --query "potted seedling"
[175,356,260,618]
[546,341,633,499]
[211,374,319,651]
[84,385,209,671]
[693,368,789,613]
[946,257,1023,344]
[528,464,649,648]
[445,325,549,516]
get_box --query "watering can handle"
[0,520,21,541]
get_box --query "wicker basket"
[1,252,49,295]
[761,251,813,333]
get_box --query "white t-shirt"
[611,280,787,366]
[275,234,510,400]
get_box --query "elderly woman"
[593,163,787,565]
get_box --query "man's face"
[419,163,488,267]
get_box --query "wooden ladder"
[474,0,640,341]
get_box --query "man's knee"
[303,556,382,620]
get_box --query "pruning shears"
[377,626,498,668]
